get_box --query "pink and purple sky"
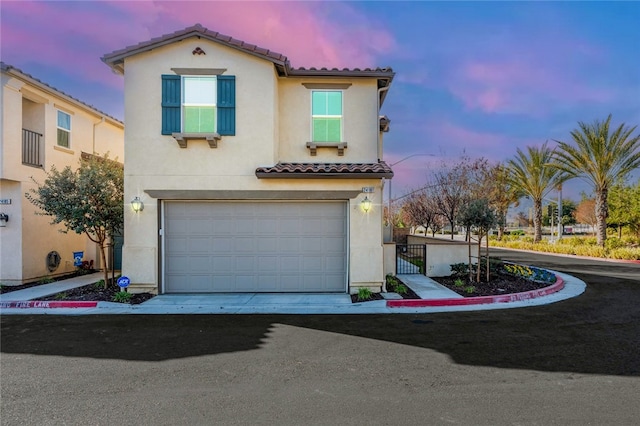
[2,1,639,202]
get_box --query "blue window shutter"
[217,75,235,135]
[161,75,181,135]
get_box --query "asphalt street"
[1,249,639,425]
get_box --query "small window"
[312,91,342,142]
[183,76,216,133]
[57,110,71,148]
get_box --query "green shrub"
[38,276,55,284]
[454,278,465,287]
[394,284,408,295]
[54,292,68,300]
[464,285,476,294]
[450,263,469,278]
[357,287,373,301]
[112,291,132,303]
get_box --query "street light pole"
[387,153,434,241]
[557,184,563,241]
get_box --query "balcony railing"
[22,128,43,167]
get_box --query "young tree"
[508,142,566,242]
[26,154,124,288]
[457,199,497,282]
[401,189,441,236]
[575,198,597,235]
[478,163,522,240]
[515,211,531,228]
[431,156,484,239]
[608,180,640,238]
[554,115,640,246]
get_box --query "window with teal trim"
[312,91,342,142]
[183,76,216,133]
[161,74,235,136]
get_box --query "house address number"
[0,199,11,205]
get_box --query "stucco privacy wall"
[120,35,387,293]
[1,64,124,283]
[407,235,480,277]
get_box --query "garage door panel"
[211,237,233,251]
[258,256,278,271]
[326,256,346,271]
[235,237,256,252]
[280,256,301,272]
[303,256,323,271]
[257,238,278,251]
[278,237,300,252]
[188,237,212,253]
[189,256,211,272]
[166,237,187,254]
[212,256,234,271]
[164,201,347,293]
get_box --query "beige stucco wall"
[407,235,480,277]
[0,69,124,284]
[383,243,396,277]
[121,36,386,293]
[277,78,378,163]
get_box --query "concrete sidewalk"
[0,272,104,302]
[0,270,586,314]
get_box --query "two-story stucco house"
[102,24,394,295]
[0,62,124,284]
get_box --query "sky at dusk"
[2,0,639,204]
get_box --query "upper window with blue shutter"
[162,74,235,146]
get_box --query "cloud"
[0,0,395,118]
[119,0,396,68]
[447,57,617,116]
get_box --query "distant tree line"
[393,115,640,247]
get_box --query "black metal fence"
[22,128,42,167]
[396,244,426,275]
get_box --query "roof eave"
[256,172,393,179]
[1,62,124,127]
[101,26,288,74]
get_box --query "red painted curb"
[387,276,565,308]
[0,300,99,309]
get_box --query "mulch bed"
[350,283,421,303]
[350,273,553,303]
[5,270,551,304]
[36,284,155,305]
[1,274,154,305]
[430,273,553,297]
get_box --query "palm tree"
[507,142,565,242]
[554,115,640,246]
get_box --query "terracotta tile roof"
[101,24,394,86]
[1,62,123,126]
[256,162,393,179]
[102,24,289,74]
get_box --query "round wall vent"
[46,251,61,272]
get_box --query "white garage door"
[163,201,347,293]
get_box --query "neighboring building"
[0,62,124,284]
[102,24,394,294]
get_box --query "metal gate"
[396,244,426,275]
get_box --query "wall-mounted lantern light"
[360,196,372,213]
[0,213,8,227]
[131,197,144,213]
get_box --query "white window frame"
[181,76,217,133]
[311,90,344,143]
[56,110,71,148]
